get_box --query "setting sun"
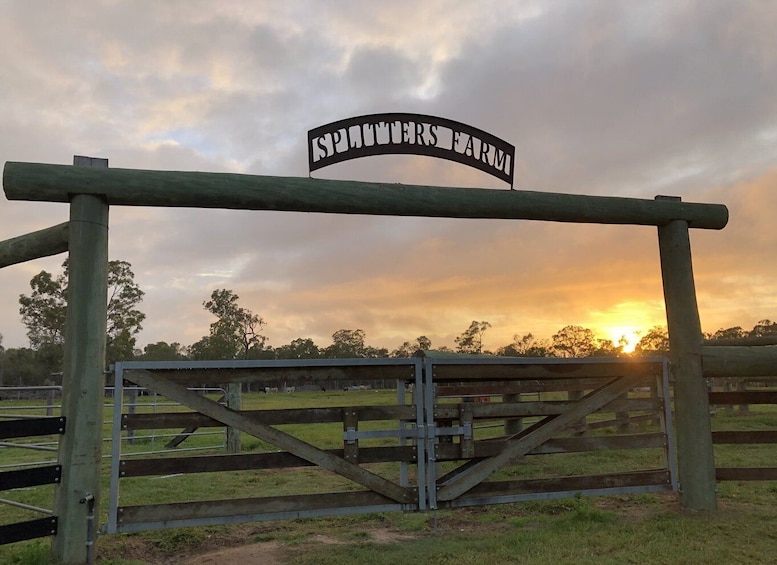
[603,326,642,353]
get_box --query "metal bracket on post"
[79,492,96,564]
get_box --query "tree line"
[1,260,776,386]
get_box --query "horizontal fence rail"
[0,417,65,545]
[707,374,777,483]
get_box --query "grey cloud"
[433,1,777,196]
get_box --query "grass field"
[2,389,776,564]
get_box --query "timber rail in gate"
[105,354,676,534]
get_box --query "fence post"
[126,387,137,444]
[615,392,630,433]
[226,383,241,453]
[52,156,109,563]
[657,209,717,511]
[45,388,54,417]
[568,389,585,435]
[503,392,523,435]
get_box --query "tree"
[190,289,266,360]
[105,260,146,363]
[551,325,597,358]
[1,347,49,386]
[18,270,68,349]
[497,333,550,357]
[455,321,491,354]
[325,329,367,358]
[18,259,145,369]
[749,319,777,337]
[139,341,188,361]
[591,338,624,357]
[706,326,747,341]
[416,336,432,350]
[363,345,390,358]
[633,326,669,355]
[391,342,414,358]
[275,338,321,359]
[391,336,433,357]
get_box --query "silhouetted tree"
[275,338,321,359]
[497,333,550,357]
[633,326,669,355]
[455,321,491,354]
[749,319,777,337]
[391,336,433,357]
[551,325,597,357]
[139,341,188,361]
[325,329,367,358]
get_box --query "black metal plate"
[0,465,61,492]
[0,417,65,439]
[0,517,58,545]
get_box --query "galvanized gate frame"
[106,358,426,534]
[421,355,678,510]
[105,356,677,534]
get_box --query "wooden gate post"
[657,210,717,511]
[53,157,109,563]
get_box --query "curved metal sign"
[308,113,515,187]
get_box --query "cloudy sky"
[1,1,777,354]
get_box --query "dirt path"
[151,528,417,564]
[185,541,285,565]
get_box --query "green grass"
[2,390,776,564]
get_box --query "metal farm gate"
[104,355,676,534]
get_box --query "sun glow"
[604,326,642,354]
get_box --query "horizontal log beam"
[3,162,728,228]
[701,346,777,378]
[0,222,68,268]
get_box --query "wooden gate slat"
[126,370,413,503]
[435,374,638,501]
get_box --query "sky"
[1,1,777,354]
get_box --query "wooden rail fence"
[0,417,65,545]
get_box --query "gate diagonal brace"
[435,374,638,502]
[127,370,413,504]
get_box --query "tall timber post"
[657,196,717,511]
[52,157,110,563]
